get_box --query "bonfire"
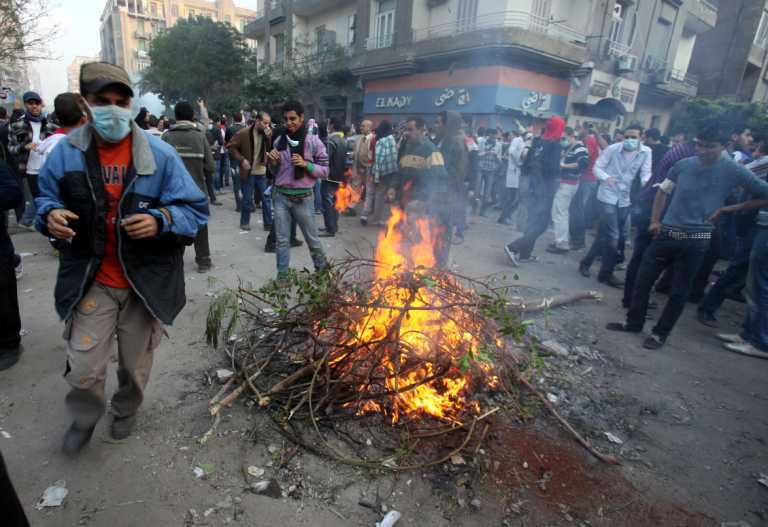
[206,207,615,469]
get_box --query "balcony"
[246,1,286,38]
[133,30,150,40]
[411,10,587,47]
[642,57,699,97]
[685,0,718,34]
[749,43,767,68]
[366,32,395,51]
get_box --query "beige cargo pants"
[63,283,164,428]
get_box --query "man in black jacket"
[0,147,23,371]
[320,117,347,237]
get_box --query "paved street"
[1,194,766,526]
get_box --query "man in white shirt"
[35,93,87,168]
[579,123,652,287]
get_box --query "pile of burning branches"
[206,208,614,469]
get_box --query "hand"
[648,222,662,238]
[267,149,280,163]
[708,208,723,224]
[197,98,205,108]
[24,142,38,151]
[240,159,251,173]
[605,176,617,187]
[121,213,159,240]
[47,209,79,239]
[291,154,307,168]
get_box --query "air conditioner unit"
[427,0,448,7]
[651,68,672,85]
[617,54,637,73]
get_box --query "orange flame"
[334,170,362,212]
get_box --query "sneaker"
[642,334,666,350]
[14,257,22,281]
[62,422,96,456]
[264,245,276,253]
[615,262,627,271]
[197,263,212,273]
[240,224,251,231]
[723,342,768,359]
[716,333,744,344]
[211,201,223,207]
[319,232,336,238]
[111,414,137,440]
[504,245,519,267]
[598,274,624,288]
[360,216,368,226]
[605,322,641,333]
[290,239,303,248]
[578,262,591,278]
[546,245,569,255]
[696,310,718,328]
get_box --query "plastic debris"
[247,466,265,478]
[36,480,68,509]
[376,511,402,527]
[604,432,624,445]
[759,473,768,489]
[216,369,234,382]
[450,454,466,465]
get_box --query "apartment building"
[690,0,768,102]
[99,0,258,80]
[247,0,718,132]
[67,56,102,93]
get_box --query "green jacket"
[162,122,215,191]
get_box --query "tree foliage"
[672,97,768,138]
[0,0,60,65]
[140,16,248,115]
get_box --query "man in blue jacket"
[35,62,209,455]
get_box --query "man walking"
[370,120,399,226]
[569,128,600,249]
[228,112,273,232]
[8,91,52,227]
[354,119,374,223]
[35,62,208,454]
[266,101,329,278]
[548,127,588,253]
[162,100,216,273]
[498,129,524,225]
[607,126,768,349]
[579,124,652,287]
[319,117,347,237]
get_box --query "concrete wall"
[673,28,697,73]
[296,2,357,48]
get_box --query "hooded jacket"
[162,121,216,191]
[540,116,565,180]
[35,122,209,324]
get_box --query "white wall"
[673,29,696,73]
[297,2,357,48]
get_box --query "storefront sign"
[520,91,551,113]
[434,88,471,107]
[375,95,413,110]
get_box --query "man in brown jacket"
[228,112,273,231]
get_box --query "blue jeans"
[240,175,272,227]
[699,228,755,317]
[313,179,323,213]
[273,191,327,276]
[582,201,629,278]
[741,228,768,351]
[569,180,598,246]
[215,153,230,190]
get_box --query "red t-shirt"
[94,136,132,289]
[581,135,599,183]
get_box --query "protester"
[8,91,52,227]
[0,144,23,371]
[228,111,273,232]
[227,112,247,211]
[478,128,501,216]
[579,123,652,287]
[0,107,10,151]
[355,119,375,224]
[434,111,468,249]
[498,129,524,225]
[35,93,87,169]
[504,116,564,265]
[569,128,599,249]
[266,100,329,278]
[607,125,768,350]
[548,127,588,253]
[370,119,399,227]
[34,62,209,455]
[398,117,451,266]
[212,117,229,194]
[319,117,347,237]
[729,126,754,164]
[162,100,216,273]
[134,106,149,130]
[146,115,163,138]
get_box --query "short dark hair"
[328,116,341,131]
[282,100,304,117]
[408,117,426,130]
[148,115,159,127]
[174,100,195,121]
[53,93,84,127]
[0,107,6,119]
[624,123,644,134]
[564,126,575,137]
[376,120,393,138]
[697,125,730,145]
[645,127,662,141]
[477,127,486,136]
[732,125,751,136]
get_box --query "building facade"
[690,0,768,103]
[248,0,720,133]
[99,0,258,79]
[67,56,102,93]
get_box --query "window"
[347,14,356,45]
[138,40,146,51]
[374,0,395,48]
[188,8,195,17]
[275,33,285,64]
[457,0,478,32]
[137,19,145,33]
[316,25,336,54]
[150,2,157,16]
[171,4,178,17]
[646,2,677,68]
[755,11,768,49]
[609,2,625,44]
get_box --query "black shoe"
[546,246,569,255]
[236,207,241,213]
[319,227,327,232]
[0,346,22,371]
[264,245,276,253]
[111,415,136,440]
[578,262,591,278]
[643,334,666,350]
[197,263,212,274]
[598,274,624,288]
[211,201,223,207]
[360,217,368,226]
[264,224,273,232]
[605,322,642,333]
[696,310,718,328]
[290,239,303,248]
[62,423,96,456]
[319,232,335,238]
[240,224,251,231]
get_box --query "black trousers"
[625,237,709,338]
[321,180,339,235]
[508,177,558,259]
[623,216,653,307]
[0,449,29,527]
[0,251,21,353]
[193,225,211,266]
[498,188,518,223]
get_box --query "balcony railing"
[670,68,699,89]
[605,38,632,58]
[411,10,586,46]
[365,32,395,50]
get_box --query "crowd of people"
[0,60,767,475]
